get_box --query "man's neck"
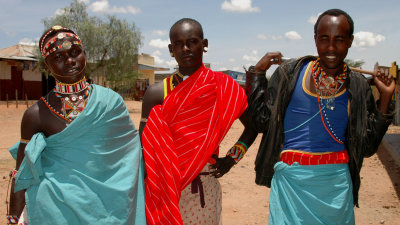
[321,65,344,78]
[178,64,203,76]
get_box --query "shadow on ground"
[377,135,400,199]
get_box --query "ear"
[202,39,208,48]
[348,35,354,48]
[168,44,174,57]
[314,34,317,45]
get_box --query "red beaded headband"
[40,25,82,58]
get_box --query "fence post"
[15,90,18,108]
[25,94,29,108]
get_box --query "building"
[132,53,169,100]
[0,43,167,101]
[0,44,49,100]
[219,69,246,87]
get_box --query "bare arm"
[9,104,41,216]
[211,110,258,178]
[139,82,164,140]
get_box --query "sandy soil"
[1,100,399,225]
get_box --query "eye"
[70,48,81,57]
[173,41,183,47]
[54,53,64,61]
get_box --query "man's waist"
[280,149,349,165]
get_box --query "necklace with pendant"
[53,78,91,122]
[312,59,347,110]
[312,58,347,144]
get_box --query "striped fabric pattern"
[142,64,247,225]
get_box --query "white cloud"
[152,30,168,36]
[221,0,260,13]
[19,38,36,46]
[78,0,90,4]
[50,8,67,18]
[89,0,140,14]
[218,67,228,71]
[308,13,322,25]
[232,66,241,71]
[242,50,259,62]
[229,58,236,62]
[256,34,282,40]
[152,50,162,56]
[285,31,302,40]
[165,60,177,68]
[353,31,385,49]
[149,39,169,49]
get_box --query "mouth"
[325,55,337,61]
[181,54,193,60]
[66,67,80,74]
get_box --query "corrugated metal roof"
[138,64,169,71]
[0,44,38,61]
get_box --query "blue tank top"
[282,61,348,153]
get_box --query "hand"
[209,155,236,178]
[374,69,395,113]
[254,51,284,73]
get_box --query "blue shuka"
[269,162,355,225]
[9,85,146,225]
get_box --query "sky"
[0,0,399,74]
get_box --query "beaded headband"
[40,25,82,58]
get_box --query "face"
[44,33,86,84]
[314,15,354,76]
[168,22,207,72]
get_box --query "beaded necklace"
[171,71,184,89]
[55,77,89,94]
[42,77,91,123]
[312,59,347,144]
[312,58,347,110]
[54,86,91,122]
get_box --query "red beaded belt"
[280,150,349,165]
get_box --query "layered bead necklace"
[169,71,186,90]
[312,58,347,144]
[51,77,91,123]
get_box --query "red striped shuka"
[142,64,248,225]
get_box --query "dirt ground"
[1,100,399,225]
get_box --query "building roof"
[0,44,37,61]
[138,64,169,71]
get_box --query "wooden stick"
[349,67,375,76]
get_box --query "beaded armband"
[6,215,19,224]
[226,141,248,163]
[20,139,29,144]
[140,118,147,123]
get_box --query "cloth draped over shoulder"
[9,85,146,225]
[142,64,248,225]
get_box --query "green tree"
[41,0,142,92]
[345,59,365,68]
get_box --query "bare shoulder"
[20,101,43,139]
[141,82,164,117]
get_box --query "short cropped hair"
[169,18,204,39]
[314,9,354,37]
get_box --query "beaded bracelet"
[6,215,19,224]
[226,141,248,163]
[9,169,18,179]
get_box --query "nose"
[65,56,76,65]
[327,39,336,52]
[182,43,190,52]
